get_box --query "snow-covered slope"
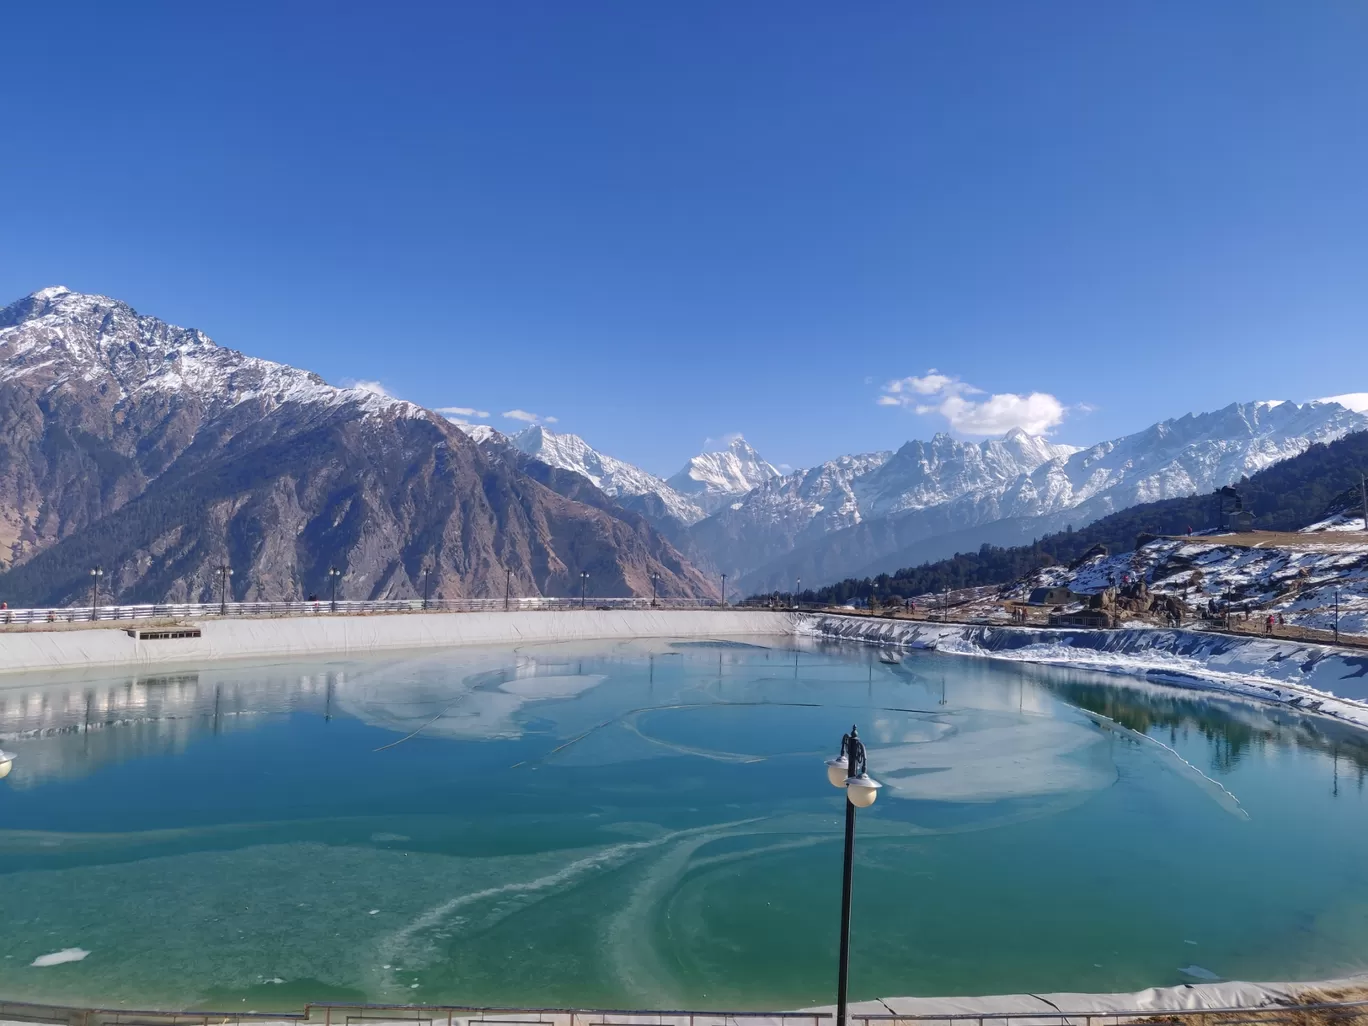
[852,428,1081,518]
[1023,534,1368,636]
[0,286,424,420]
[1023,400,1366,522]
[687,451,893,573]
[667,437,780,514]
[510,425,706,525]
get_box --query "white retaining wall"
[0,610,796,676]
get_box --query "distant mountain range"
[506,426,780,523]
[726,399,1368,593]
[469,401,1368,594]
[0,288,713,606]
[2,286,1364,606]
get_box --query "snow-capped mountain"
[851,428,1082,519]
[688,451,893,574]
[666,436,781,514]
[0,287,714,604]
[510,425,706,525]
[691,429,1077,580]
[728,400,1368,592]
[0,287,426,420]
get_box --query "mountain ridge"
[0,288,714,605]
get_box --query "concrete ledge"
[0,609,796,676]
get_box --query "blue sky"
[3,2,1367,476]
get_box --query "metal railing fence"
[0,597,726,627]
[2,998,1367,1026]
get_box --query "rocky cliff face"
[0,288,714,606]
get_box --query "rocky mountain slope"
[734,400,1368,592]
[0,288,714,606]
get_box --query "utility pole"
[217,564,233,615]
[1360,474,1367,532]
[505,567,512,612]
[721,573,728,607]
[1335,588,1341,643]
[89,566,104,620]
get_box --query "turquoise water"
[1,637,1367,1011]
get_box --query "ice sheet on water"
[873,715,1115,802]
[30,948,89,967]
[1178,964,1221,980]
[497,674,605,700]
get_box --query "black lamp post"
[1335,587,1340,643]
[328,567,341,613]
[580,570,589,609]
[650,571,659,608]
[824,725,883,1026]
[721,573,728,607]
[506,567,513,612]
[217,564,233,615]
[422,567,431,610]
[89,566,104,620]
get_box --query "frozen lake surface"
[0,636,1366,1010]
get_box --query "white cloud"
[345,379,393,397]
[884,370,969,398]
[702,431,744,450]
[435,406,490,419]
[1321,393,1368,413]
[502,409,558,425]
[879,369,1068,436]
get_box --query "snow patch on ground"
[797,614,1368,731]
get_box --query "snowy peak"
[0,287,425,421]
[854,429,1069,518]
[510,425,705,525]
[457,423,501,445]
[667,436,781,513]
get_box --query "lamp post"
[824,725,882,1026]
[721,573,728,607]
[650,571,659,608]
[217,564,233,615]
[327,567,341,613]
[796,577,802,609]
[1335,587,1340,643]
[422,567,431,610]
[505,567,512,612]
[89,566,104,620]
[580,570,589,609]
